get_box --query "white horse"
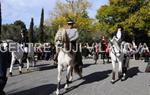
[2,40,35,76]
[55,28,82,95]
[109,37,132,83]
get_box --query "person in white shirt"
[114,26,124,46]
[66,19,79,50]
[66,19,83,68]
[112,26,125,51]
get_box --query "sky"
[1,0,109,27]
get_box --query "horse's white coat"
[109,38,132,82]
[55,28,80,95]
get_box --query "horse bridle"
[56,33,65,48]
[109,39,121,58]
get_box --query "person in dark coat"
[0,42,11,95]
[82,45,89,58]
[20,29,28,46]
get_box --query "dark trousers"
[0,51,11,94]
[0,77,7,95]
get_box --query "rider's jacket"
[66,28,79,41]
[115,30,122,44]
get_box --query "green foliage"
[47,0,101,43]
[28,18,34,42]
[1,20,27,41]
[39,8,45,43]
[96,0,150,45]
[44,26,55,44]
[1,24,21,41]
[14,20,27,37]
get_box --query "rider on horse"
[113,25,125,49]
[54,19,83,67]
[20,29,29,64]
[55,19,83,95]
[20,29,28,46]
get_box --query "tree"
[47,0,96,43]
[1,24,21,41]
[39,8,44,43]
[14,20,27,37]
[1,20,28,41]
[96,0,150,45]
[28,18,34,43]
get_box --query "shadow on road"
[35,63,50,67]
[126,66,142,79]
[8,84,56,95]
[39,65,57,71]
[62,70,112,94]
[83,63,95,68]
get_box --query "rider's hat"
[117,25,123,31]
[21,29,24,33]
[67,19,75,24]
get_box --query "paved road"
[4,58,150,95]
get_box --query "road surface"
[4,58,150,95]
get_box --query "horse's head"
[55,28,70,50]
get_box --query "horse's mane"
[55,28,69,42]
[55,27,70,50]
[111,37,121,52]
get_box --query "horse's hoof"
[56,90,60,95]
[121,74,126,81]
[121,77,125,81]
[9,72,12,76]
[64,84,69,90]
[111,80,115,84]
[19,71,22,74]
[69,77,73,82]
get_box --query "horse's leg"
[64,65,71,90]
[118,59,123,79]
[18,59,22,74]
[122,56,129,80]
[111,60,116,83]
[69,67,73,82]
[32,56,36,67]
[26,58,30,71]
[56,64,62,95]
[9,58,15,76]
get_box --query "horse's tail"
[73,51,83,78]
